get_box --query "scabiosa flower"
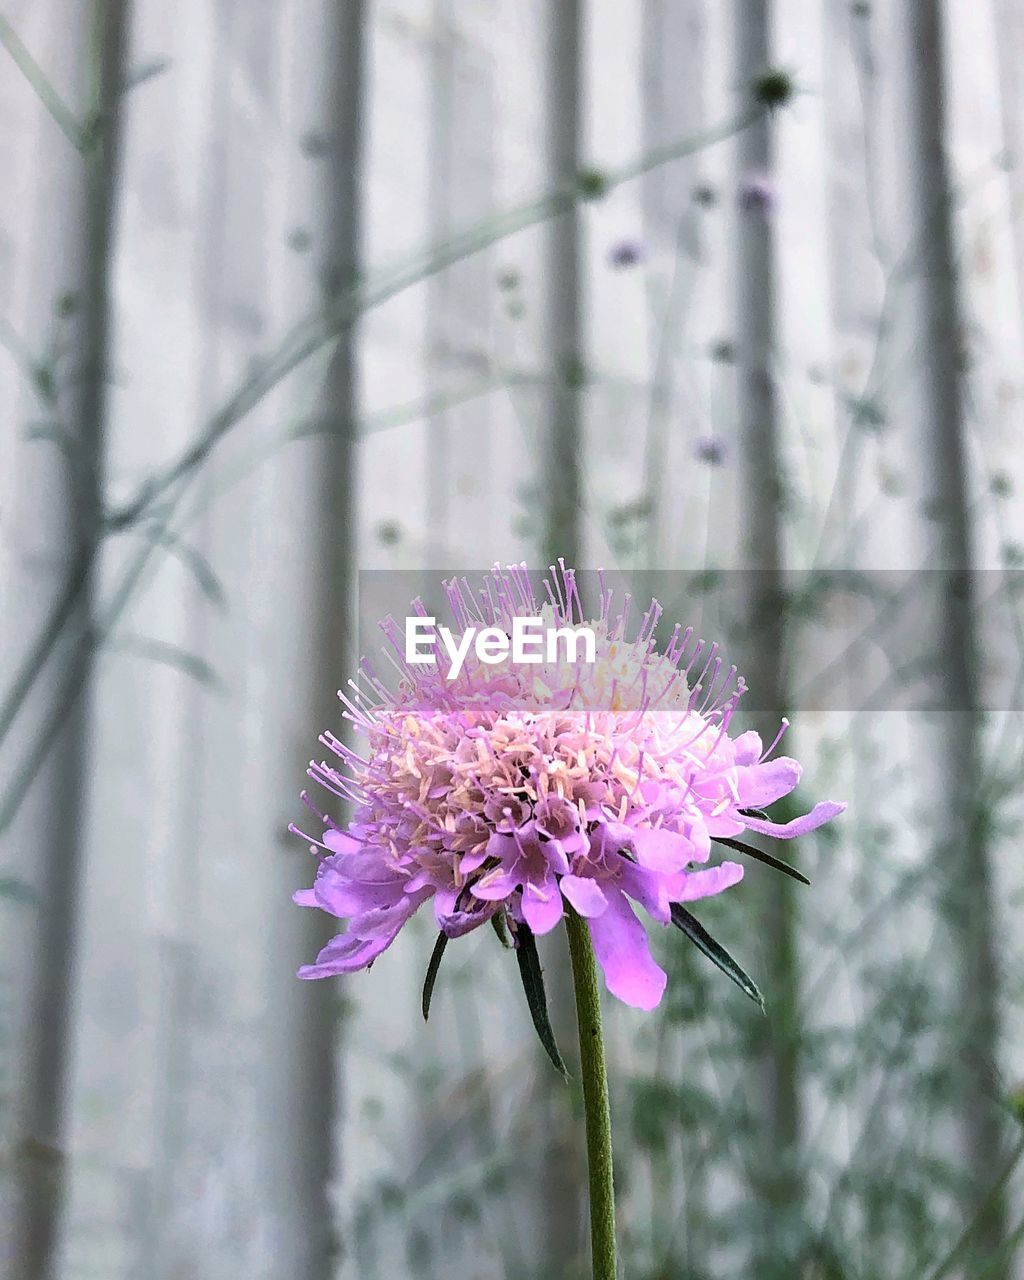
[293,564,844,1017]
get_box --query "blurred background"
[2,1,1024,1277]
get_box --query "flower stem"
[564,907,617,1280]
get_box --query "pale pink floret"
[293,565,845,1010]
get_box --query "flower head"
[294,564,844,1012]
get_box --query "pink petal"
[704,811,747,838]
[674,860,744,902]
[459,848,490,874]
[742,800,846,839]
[471,866,521,901]
[314,871,405,918]
[293,888,318,908]
[440,908,493,938]
[404,870,435,892]
[322,829,364,857]
[432,887,460,921]
[349,890,427,940]
[588,890,667,1010]
[617,860,671,923]
[542,841,572,876]
[735,758,802,807]
[559,874,608,918]
[630,827,694,873]
[521,878,565,935]
[298,928,396,977]
[486,831,518,861]
[594,819,634,853]
[732,730,763,765]
[326,849,402,885]
[685,819,712,864]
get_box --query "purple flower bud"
[738,172,776,213]
[608,239,645,269]
[694,435,729,466]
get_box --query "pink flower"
[293,565,844,1013]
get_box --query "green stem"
[564,907,617,1280]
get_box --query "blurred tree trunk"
[142,4,293,1274]
[425,0,457,569]
[640,0,705,571]
[732,3,806,1274]
[819,0,893,1264]
[896,3,1008,1273]
[425,1,496,564]
[255,4,368,1276]
[542,0,583,574]
[639,0,711,1257]
[419,7,527,1271]
[540,0,587,1274]
[130,5,365,1277]
[991,0,1024,337]
[6,4,131,1276]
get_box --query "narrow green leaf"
[0,317,42,390]
[711,835,810,885]
[514,924,569,1078]
[490,911,512,948]
[122,58,172,93]
[421,931,448,1021]
[0,16,84,150]
[24,422,75,460]
[140,525,228,610]
[31,364,57,405]
[112,634,224,690]
[669,903,766,1012]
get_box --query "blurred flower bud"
[694,435,729,466]
[608,239,645,269]
[738,172,776,213]
[753,68,796,109]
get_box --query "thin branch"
[0,13,83,148]
[921,1135,1024,1280]
[0,375,504,831]
[0,106,766,767]
[106,105,765,533]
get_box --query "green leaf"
[0,16,84,149]
[711,835,810,885]
[514,924,569,1078]
[669,903,765,1012]
[112,634,224,691]
[421,931,448,1021]
[490,912,511,948]
[140,525,227,610]
[24,422,74,459]
[122,58,172,93]
[31,364,57,405]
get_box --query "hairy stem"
[564,908,617,1280]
